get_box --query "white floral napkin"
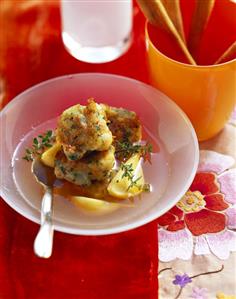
[158,109,236,299]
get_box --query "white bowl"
[0,73,199,235]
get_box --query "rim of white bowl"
[0,73,199,235]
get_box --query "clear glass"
[60,0,133,63]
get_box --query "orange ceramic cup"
[145,0,236,141]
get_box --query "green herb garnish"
[120,162,142,191]
[22,130,54,162]
[121,163,134,179]
[115,141,153,162]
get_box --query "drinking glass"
[60,0,133,64]
[145,0,236,141]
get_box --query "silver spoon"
[32,158,57,258]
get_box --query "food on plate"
[101,104,142,144]
[70,196,122,215]
[57,100,113,161]
[107,153,145,199]
[23,99,152,214]
[54,146,115,186]
[41,142,61,167]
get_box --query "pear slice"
[70,196,124,215]
[107,154,144,199]
[41,142,61,168]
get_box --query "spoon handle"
[34,187,54,258]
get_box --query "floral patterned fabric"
[158,110,236,298]
[158,150,236,262]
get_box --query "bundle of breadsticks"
[137,0,236,65]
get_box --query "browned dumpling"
[54,146,115,186]
[54,99,142,186]
[57,99,113,161]
[101,104,142,143]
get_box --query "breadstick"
[214,41,236,64]
[137,0,196,65]
[161,0,185,43]
[188,0,215,59]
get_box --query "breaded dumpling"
[57,99,113,161]
[101,105,141,143]
[54,146,115,186]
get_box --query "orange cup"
[145,1,236,141]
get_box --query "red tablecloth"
[0,1,157,299]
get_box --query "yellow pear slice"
[107,154,144,199]
[41,142,61,167]
[70,196,122,215]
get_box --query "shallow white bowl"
[0,73,199,235]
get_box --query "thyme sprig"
[115,140,153,162]
[120,162,142,191]
[22,130,54,161]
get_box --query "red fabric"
[0,1,148,107]
[0,1,158,299]
[168,206,184,220]
[185,209,226,236]
[167,220,185,232]
[0,201,158,299]
[204,193,229,211]
[157,213,176,227]
[190,172,220,195]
